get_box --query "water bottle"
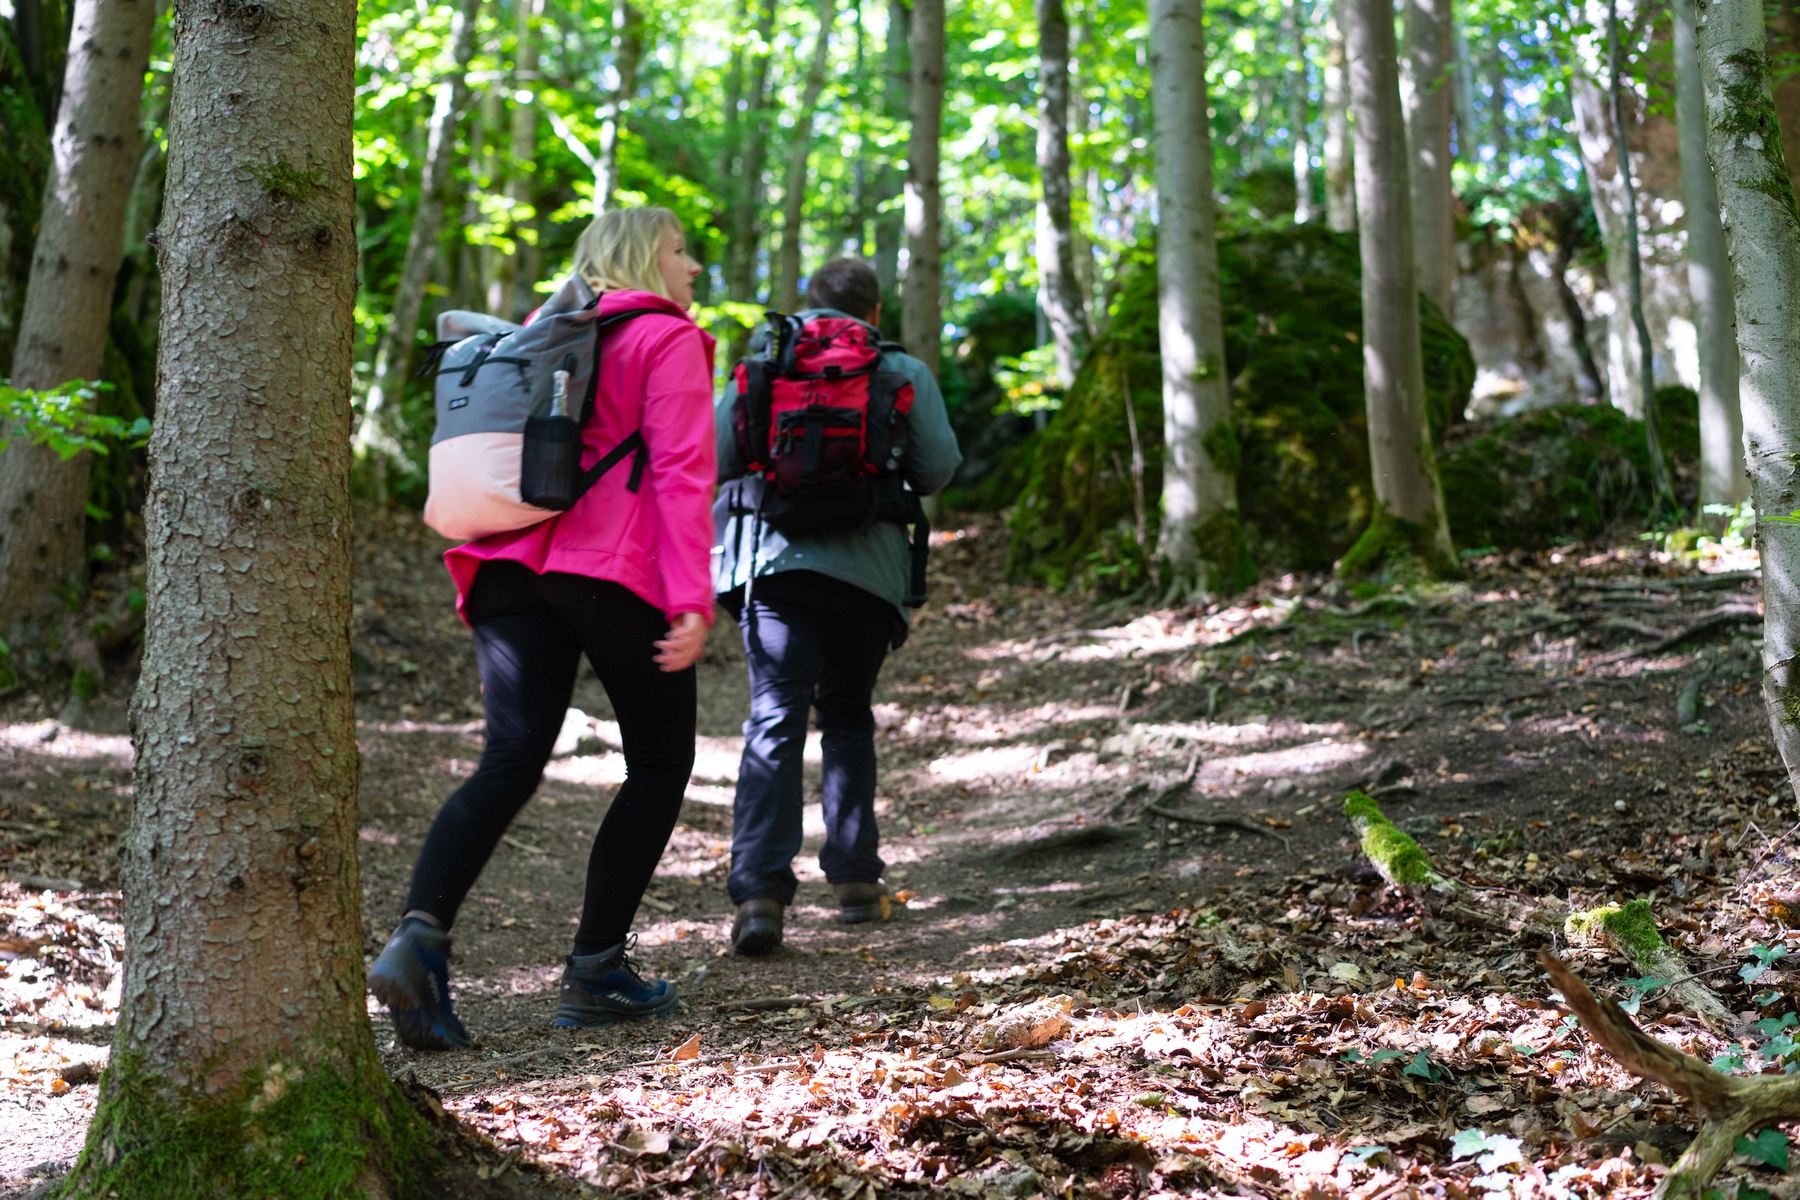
[521,363,583,509]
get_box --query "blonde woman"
[368,206,712,1049]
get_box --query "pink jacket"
[444,290,718,627]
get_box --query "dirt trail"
[4,512,1795,1198]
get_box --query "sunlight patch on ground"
[962,597,1303,666]
[1198,737,1370,782]
[1129,717,1353,749]
[0,722,131,764]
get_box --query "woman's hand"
[654,611,707,672]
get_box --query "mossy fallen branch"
[1564,900,1731,1027]
[1343,790,1454,891]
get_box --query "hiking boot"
[730,898,785,956]
[553,936,679,1028]
[833,881,886,925]
[367,917,472,1051]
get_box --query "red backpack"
[728,312,930,603]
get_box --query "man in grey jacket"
[713,257,963,955]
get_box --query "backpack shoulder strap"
[566,306,676,503]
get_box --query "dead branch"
[1593,603,1761,665]
[1541,949,1800,1200]
[1145,804,1291,851]
[720,995,820,1012]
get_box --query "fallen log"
[1542,949,1789,1200]
[1564,900,1732,1027]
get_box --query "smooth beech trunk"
[1322,0,1356,231]
[1694,0,1800,809]
[902,0,945,377]
[1342,0,1456,578]
[1148,0,1247,598]
[595,0,646,210]
[775,0,837,312]
[1402,0,1454,315]
[353,0,480,502]
[874,0,909,295]
[502,0,545,318]
[1035,0,1088,383]
[59,0,432,1189]
[0,0,153,660]
[1674,0,1745,509]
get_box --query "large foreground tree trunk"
[1401,0,1454,315]
[0,0,154,665]
[1341,0,1456,579]
[1148,0,1247,598]
[1674,0,1745,510]
[1035,0,1089,384]
[902,0,945,378]
[1697,0,1800,812]
[352,0,480,503]
[60,0,434,1191]
[774,0,837,313]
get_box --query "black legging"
[403,561,696,954]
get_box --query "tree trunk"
[11,0,67,127]
[1402,0,1454,315]
[1604,0,1675,509]
[0,19,50,374]
[901,0,944,378]
[352,0,480,504]
[874,0,909,296]
[1450,15,1476,158]
[1341,0,1457,579]
[1673,0,1745,510]
[1322,0,1356,231]
[1287,0,1316,224]
[59,0,433,1185]
[1696,0,1800,814]
[712,0,749,304]
[1149,0,1248,599]
[727,0,780,303]
[501,0,544,319]
[595,0,646,211]
[1489,44,1510,175]
[0,0,153,666]
[1035,0,1088,385]
[1071,16,1100,325]
[1769,0,1800,204]
[775,0,837,313]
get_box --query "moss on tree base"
[60,1047,438,1200]
[1337,508,1460,585]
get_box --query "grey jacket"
[711,309,963,616]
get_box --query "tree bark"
[1605,0,1675,508]
[1450,14,1476,158]
[11,0,67,127]
[1035,0,1088,385]
[1148,0,1246,598]
[1770,0,1800,204]
[1402,0,1454,315]
[775,0,837,313]
[1287,0,1316,224]
[1696,0,1800,813]
[712,0,750,304]
[1674,0,1745,509]
[60,0,432,1187]
[0,19,50,381]
[1322,0,1356,231]
[595,0,646,211]
[875,0,909,296]
[0,0,153,665]
[501,0,544,319]
[352,0,480,503]
[726,0,780,302]
[901,0,945,377]
[1343,0,1457,578]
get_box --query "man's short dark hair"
[805,258,882,321]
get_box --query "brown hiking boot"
[731,899,785,956]
[833,881,886,925]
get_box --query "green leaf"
[1451,1129,1525,1173]
[1735,1128,1789,1171]
[1402,1050,1439,1081]
[1754,1014,1795,1038]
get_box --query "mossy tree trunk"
[1674,0,1747,510]
[58,0,436,1192]
[0,0,153,668]
[1401,0,1454,316]
[1696,0,1800,815]
[1148,0,1249,598]
[352,0,480,504]
[774,0,837,313]
[1322,0,1356,233]
[1035,0,1089,385]
[902,0,945,379]
[1343,0,1457,580]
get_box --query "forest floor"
[4,507,1799,1199]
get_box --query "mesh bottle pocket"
[520,414,584,510]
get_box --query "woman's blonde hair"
[571,206,682,298]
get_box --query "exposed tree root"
[1542,949,1791,1200]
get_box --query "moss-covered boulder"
[1004,224,1474,588]
[1438,401,1693,551]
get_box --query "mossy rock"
[1438,402,1694,551]
[1004,224,1474,588]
